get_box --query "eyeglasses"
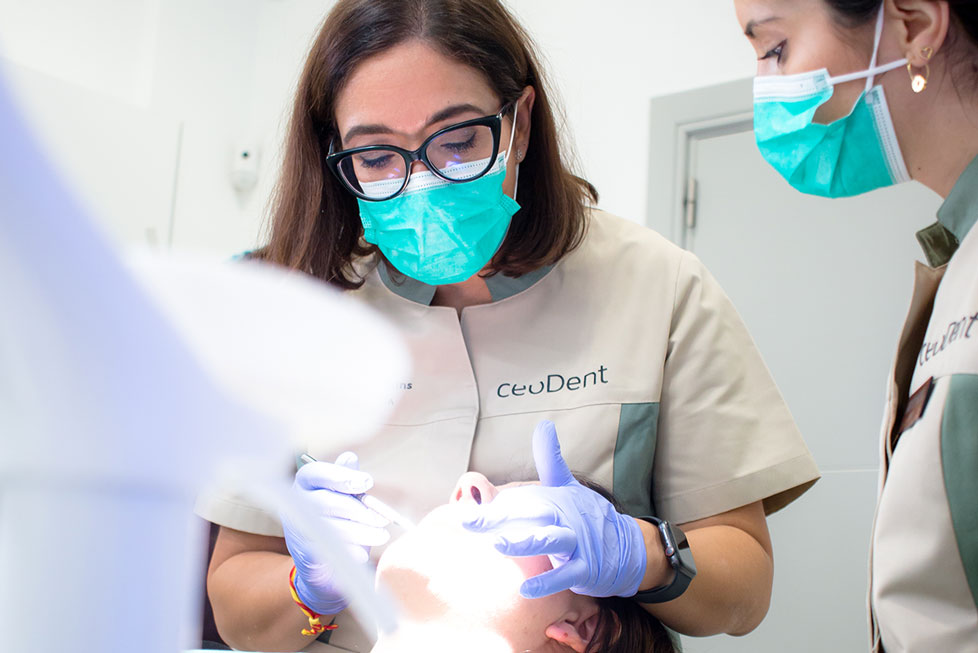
[326,103,514,202]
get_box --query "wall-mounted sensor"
[231,143,259,192]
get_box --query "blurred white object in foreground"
[0,59,408,652]
[128,250,410,451]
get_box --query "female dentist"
[735,1,978,650]
[200,0,819,650]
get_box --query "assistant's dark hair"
[576,477,678,653]
[825,1,978,85]
[257,0,596,288]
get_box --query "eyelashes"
[760,40,787,63]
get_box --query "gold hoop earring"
[907,46,934,93]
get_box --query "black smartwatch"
[632,516,697,603]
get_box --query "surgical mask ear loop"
[826,6,906,88]
[514,162,520,200]
[505,100,520,200]
[866,4,886,92]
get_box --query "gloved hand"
[281,452,390,615]
[462,421,648,599]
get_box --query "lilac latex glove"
[462,421,648,599]
[281,452,390,615]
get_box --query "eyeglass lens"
[337,122,497,199]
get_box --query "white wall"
[0,0,269,255]
[153,0,268,253]
[0,0,755,254]
[505,1,756,221]
[0,0,160,106]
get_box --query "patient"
[372,472,677,653]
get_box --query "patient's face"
[374,472,592,653]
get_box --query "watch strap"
[632,516,696,603]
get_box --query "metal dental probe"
[299,453,414,529]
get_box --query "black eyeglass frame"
[325,102,515,202]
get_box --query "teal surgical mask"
[358,105,521,286]
[753,6,910,198]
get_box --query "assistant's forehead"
[334,39,500,136]
[735,0,823,31]
[735,0,809,18]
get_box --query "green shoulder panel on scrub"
[613,402,660,517]
[941,373,978,609]
[937,154,978,244]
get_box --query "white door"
[676,122,941,651]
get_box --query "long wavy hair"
[258,0,596,289]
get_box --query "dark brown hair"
[577,477,678,653]
[257,0,596,289]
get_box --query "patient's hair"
[575,477,677,653]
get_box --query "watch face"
[631,519,696,603]
[637,517,695,581]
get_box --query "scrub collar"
[917,153,978,267]
[377,261,553,306]
[937,153,978,243]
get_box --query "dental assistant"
[737,1,978,650]
[199,1,819,651]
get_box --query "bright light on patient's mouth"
[377,503,529,621]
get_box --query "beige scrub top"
[196,208,819,652]
[870,157,978,653]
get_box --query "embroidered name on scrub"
[918,309,978,367]
[387,381,414,406]
[496,365,609,398]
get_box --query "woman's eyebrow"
[343,123,394,142]
[745,16,780,39]
[426,103,488,126]
[343,103,489,143]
